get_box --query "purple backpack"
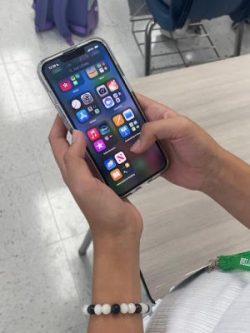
[33,0,99,45]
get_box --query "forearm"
[203,148,250,228]
[88,236,143,333]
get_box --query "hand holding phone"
[49,115,143,240]
[39,39,168,197]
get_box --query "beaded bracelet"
[82,303,151,316]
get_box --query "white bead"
[120,303,129,314]
[82,305,89,315]
[94,304,102,315]
[102,304,111,315]
[128,303,136,314]
[140,303,149,314]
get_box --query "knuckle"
[141,122,150,134]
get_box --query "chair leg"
[145,19,156,76]
[78,228,92,256]
[234,22,244,57]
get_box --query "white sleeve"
[146,271,250,333]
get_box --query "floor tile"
[0,200,23,260]
[0,65,20,119]
[0,243,87,333]
[0,173,60,255]
[22,107,57,171]
[41,167,89,240]
[0,115,38,181]
[63,235,93,304]
[0,0,69,64]
[0,0,124,65]
[5,60,51,114]
[22,108,89,240]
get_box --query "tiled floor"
[0,0,250,332]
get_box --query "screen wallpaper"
[42,40,166,196]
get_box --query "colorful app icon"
[96,61,109,74]
[87,128,100,141]
[76,109,90,123]
[93,139,106,153]
[69,72,84,87]
[102,96,115,109]
[96,84,108,97]
[101,61,108,71]
[71,99,82,110]
[86,66,98,79]
[81,92,94,105]
[123,108,134,121]
[121,162,132,175]
[128,120,140,130]
[110,168,123,182]
[58,79,72,92]
[104,158,117,171]
[107,79,119,92]
[99,123,111,136]
[118,125,131,139]
[112,114,125,127]
[112,91,123,104]
[114,151,127,165]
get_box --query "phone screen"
[42,40,167,196]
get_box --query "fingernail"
[72,130,81,143]
[130,139,141,152]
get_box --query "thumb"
[130,117,188,153]
[71,130,87,157]
[64,130,92,180]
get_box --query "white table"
[131,55,250,299]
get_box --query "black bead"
[87,304,95,315]
[111,304,121,314]
[135,304,142,314]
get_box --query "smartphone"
[38,38,168,197]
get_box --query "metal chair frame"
[129,2,246,75]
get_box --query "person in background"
[161,0,196,40]
[49,94,250,333]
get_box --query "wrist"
[92,215,142,254]
[92,237,141,304]
[201,147,231,196]
[93,233,140,259]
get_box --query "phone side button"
[61,116,72,132]
[48,92,58,105]
[55,107,72,131]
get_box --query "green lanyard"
[170,250,250,293]
[214,250,250,272]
